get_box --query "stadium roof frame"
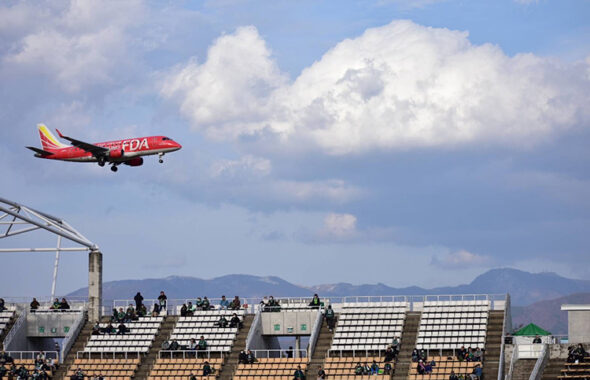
[0,196,99,299]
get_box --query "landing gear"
[98,157,106,167]
[158,152,164,163]
[110,165,118,172]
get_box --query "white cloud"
[323,213,358,237]
[210,155,272,179]
[432,249,491,268]
[162,21,590,154]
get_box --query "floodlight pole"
[88,249,102,323]
[51,235,62,301]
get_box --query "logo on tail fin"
[37,124,67,151]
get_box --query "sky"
[1,0,589,297]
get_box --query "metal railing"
[3,309,26,350]
[530,344,548,380]
[505,345,518,380]
[498,293,511,380]
[5,351,59,360]
[159,350,225,359]
[251,349,307,359]
[307,310,323,358]
[328,348,387,358]
[61,311,87,363]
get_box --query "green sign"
[274,324,280,331]
[301,324,307,331]
[38,327,45,333]
[287,327,294,333]
[51,328,57,334]
[64,326,70,333]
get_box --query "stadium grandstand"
[2,197,589,380]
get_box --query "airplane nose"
[174,141,182,150]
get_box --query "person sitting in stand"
[138,303,147,318]
[424,361,433,374]
[116,307,126,322]
[392,336,400,354]
[309,294,321,309]
[71,367,85,380]
[187,302,196,316]
[573,344,588,362]
[180,304,188,317]
[189,373,197,380]
[325,305,336,332]
[50,298,61,311]
[187,338,197,350]
[317,365,326,379]
[384,346,395,363]
[202,296,211,310]
[197,336,207,351]
[230,313,243,328]
[229,296,241,310]
[158,291,167,311]
[219,295,230,310]
[267,296,280,312]
[457,346,467,362]
[362,362,371,375]
[30,298,40,312]
[417,360,426,375]
[169,340,179,351]
[215,315,228,328]
[449,370,459,380]
[117,322,128,335]
[246,350,256,364]
[384,362,393,375]
[354,362,363,375]
[474,348,483,362]
[196,297,204,310]
[60,298,70,310]
[125,304,136,321]
[419,349,427,362]
[532,335,542,344]
[102,321,115,334]
[0,364,7,378]
[471,364,482,380]
[293,365,305,379]
[203,361,214,376]
[238,351,248,364]
[91,322,101,335]
[411,348,419,362]
[0,350,12,365]
[370,360,379,375]
[152,303,160,317]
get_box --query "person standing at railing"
[0,298,5,312]
[220,295,230,310]
[309,294,321,309]
[134,292,143,311]
[59,298,70,310]
[246,350,256,364]
[30,298,40,312]
[158,291,167,311]
[229,296,241,310]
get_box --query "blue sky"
[1,0,589,297]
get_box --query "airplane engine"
[109,149,124,159]
[123,157,143,167]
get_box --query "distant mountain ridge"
[68,268,590,307]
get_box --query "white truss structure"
[0,196,99,299]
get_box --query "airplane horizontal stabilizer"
[26,146,54,156]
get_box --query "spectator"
[91,322,101,335]
[60,298,70,310]
[197,336,207,351]
[219,295,230,310]
[138,303,147,317]
[285,346,293,359]
[0,363,7,378]
[196,297,204,310]
[384,346,395,363]
[392,336,400,353]
[0,299,5,312]
[471,364,482,380]
[202,361,213,376]
[180,304,188,317]
[230,313,243,329]
[457,346,467,362]
[370,360,379,375]
[215,315,228,328]
[158,291,167,311]
[419,349,427,362]
[187,302,196,316]
[152,303,160,317]
[169,340,180,351]
[466,347,475,362]
[384,362,393,375]
[116,308,125,322]
[417,360,426,375]
[103,322,115,334]
[317,365,326,379]
[474,348,483,362]
[325,305,336,332]
[188,338,197,350]
[309,294,321,309]
[189,374,197,380]
[450,370,459,380]
[425,361,433,374]
[411,348,419,362]
[202,297,211,310]
[50,298,60,310]
[0,351,12,365]
[362,362,371,375]
[354,362,363,376]
[30,298,40,312]
[71,367,85,380]
[532,335,542,344]
[246,350,256,364]
[238,351,248,364]
[230,296,241,310]
[293,365,305,379]
[134,292,143,311]
[117,322,127,335]
[125,304,136,321]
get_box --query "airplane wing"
[55,129,109,157]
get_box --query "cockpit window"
[162,137,171,141]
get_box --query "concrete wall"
[568,310,590,344]
[261,312,315,336]
[26,313,81,338]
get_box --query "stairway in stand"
[54,313,95,380]
[482,310,504,380]
[307,316,335,379]
[134,315,178,380]
[540,358,564,380]
[392,311,421,380]
[218,313,255,380]
[0,311,18,351]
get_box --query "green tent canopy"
[513,323,551,336]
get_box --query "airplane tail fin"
[37,124,67,151]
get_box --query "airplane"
[26,124,182,172]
